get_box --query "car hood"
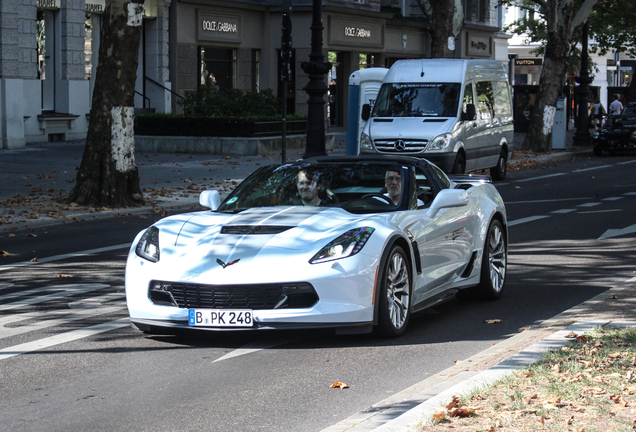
[368,117,455,140]
[150,207,369,275]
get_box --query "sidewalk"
[0,131,589,231]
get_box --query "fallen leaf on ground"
[484,319,502,324]
[330,381,349,389]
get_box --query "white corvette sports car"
[125,155,507,337]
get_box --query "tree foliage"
[588,0,636,57]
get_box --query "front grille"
[374,139,428,153]
[148,280,318,309]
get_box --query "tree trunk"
[416,0,461,58]
[67,0,145,207]
[522,0,598,151]
[628,74,636,103]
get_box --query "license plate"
[188,309,254,327]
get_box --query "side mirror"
[361,104,371,121]
[199,190,221,210]
[426,189,468,218]
[463,104,476,121]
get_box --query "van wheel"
[452,154,465,174]
[490,149,508,181]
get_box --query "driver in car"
[297,170,323,206]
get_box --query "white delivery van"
[359,59,513,180]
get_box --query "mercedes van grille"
[374,139,428,153]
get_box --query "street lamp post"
[573,22,592,147]
[301,0,331,158]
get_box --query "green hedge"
[134,115,307,137]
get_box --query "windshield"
[372,83,461,118]
[217,162,412,214]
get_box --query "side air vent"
[221,225,293,235]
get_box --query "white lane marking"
[603,197,624,201]
[579,209,622,214]
[625,192,636,196]
[513,173,567,183]
[577,202,602,207]
[0,244,130,272]
[551,209,576,214]
[0,283,13,289]
[599,223,636,240]
[572,165,613,172]
[213,337,300,363]
[0,284,110,311]
[0,318,129,361]
[617,160,636,165]
[505,197,591,205]
[508,215,550,226]
[0,305,125,339]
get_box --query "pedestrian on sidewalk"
[591,98,606,130]
[609,95,624,116]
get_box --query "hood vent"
[221,225,293,235]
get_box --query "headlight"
[310,227,375,264]
[360,133,373,150]
[631,131,636,140]
[427,133,452,151]
[592,131,599,139]
[135,226,160,262]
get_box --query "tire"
[475,219,507,300]
[490,149,508,181]
[376,245,411,337]
[593,147,602,157]
[452,153,465,175]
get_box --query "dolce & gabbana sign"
[197,10,241,43]
[330,17,383,48]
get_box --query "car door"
[398,164,476,305]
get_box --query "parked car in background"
[126,155,508,337]
[359,59,514,180]
[592,102,636,156]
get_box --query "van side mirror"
[361,104,371,121]
[463,104,476,121]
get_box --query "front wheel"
[490,149,508,181]
[452,153,465,175]
[376,245,411,337]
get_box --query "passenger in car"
[384,170,424,207]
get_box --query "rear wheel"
[490,149,508,181]
[376,246,411,337]
[452,153,465,175]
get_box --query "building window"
[252,49,260,92]
[37,9,56,111]
[200,47,236,90]
[359,54,376,69]
[464,0,489,23]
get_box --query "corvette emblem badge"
[217,258,240,268]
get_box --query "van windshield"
[372,83,461,118]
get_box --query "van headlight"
[360,133,373,150]
[427,133,452,151]
[631,130,636,140]
[592,131,600,139]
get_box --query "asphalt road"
[1,150,636,431]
